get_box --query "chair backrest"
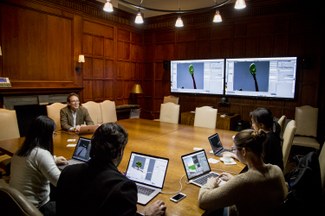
[194,106,218,129]
[0,108,20,141]
[277,115,287,138]
[295,105,318,137]
[163,95,179,104]
[319,142,325,190]
[46,102,66,131]
[159,102,180,124]
[100,100,117,123]
[0,181,43,216]
[282,120,296,168]
[82,101,102,124]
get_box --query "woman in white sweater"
[10,115,68,216]
[198,129,288,216]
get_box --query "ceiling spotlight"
[135,11,144,24]
[234,0,246,10]
[103,0,114,12]
[213,10,222,23]
[175,16,184,28]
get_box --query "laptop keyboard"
[194,172,219,185]
[137,185,155,196]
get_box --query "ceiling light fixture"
[135,10,144,24]
[175,16,184,28]
[103,0,114,12]
[117,0,245,27]
[234,0,246,10]
[213,10,222,23]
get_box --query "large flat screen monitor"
[225,57,297,99]
[170,59,224,95]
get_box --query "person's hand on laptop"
[143,200,166,216]
[55,156,68,165]
[219,172,233,182]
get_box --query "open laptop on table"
[208,132,233,157]
[181,149,224,187]
[125,152,169,205]
[76,124,99,135]
[58,137,91,170]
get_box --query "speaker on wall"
[163,60,170,71]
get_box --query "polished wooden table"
[0,118,245,216]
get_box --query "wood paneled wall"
[0,0,323,142]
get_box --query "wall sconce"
[75,54,85,73]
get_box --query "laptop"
[125,152,169,205]
[77,124,99,135]
[58,137,91,170]
[181,149,222,187]
[208,132,232,157]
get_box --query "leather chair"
[82,101,102,124]
[158,102,180,124]
[277,115,287,139]
[282,120,296,170]
[100,100,117,123]
[292,105,320,149]
[194,106,218,129]
[163,95,179,104]
[0,180,43,216]
[46,102,66,131]
[0,108,20,141]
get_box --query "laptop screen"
[125,152,169,189]
[208,133,222,149]
[72,137,91,162]
[181,150,211,180]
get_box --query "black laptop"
[208,132,232,157]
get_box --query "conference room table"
[0,118,246,216]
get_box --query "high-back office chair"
[46,102,66,131]
[282,120,296,170]
[0,181,43,216]
[277,115,287,139]
[194,106,218,129]
[292,105,320,150]
[163,95,179,104]
[82,101,102,124]
[159,102,180,124]
[319,142,325,191]
[100,100,117,123]
[0,108,20,141]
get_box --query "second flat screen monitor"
[170,59,224,95]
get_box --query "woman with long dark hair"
[10,115,68,216]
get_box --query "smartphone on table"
[170,193,186,203]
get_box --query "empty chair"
[319,142,325,191]
[194,106,218,129]
[0,108,20,141]
[277,115,287,139]
[159,102,180,124]
[82,101,102,124]
[163,95,179,104]
[46,102,66,131]
[100,100,117,123]
[0,181,43,216]
[292,105,320,149]
[282,120,296,169]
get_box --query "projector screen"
[225,57,298,99]
[170,59,224,95]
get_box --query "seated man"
[60,93,94,132]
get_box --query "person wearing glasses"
[60,93,94,132]
[198,129,288,216]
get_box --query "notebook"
[181,149,221,187]
[208,132,232,157]
[77,124,99,135]
[58,137,91,170]
[125,152,169,205]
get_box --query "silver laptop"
[125,152,169,205]
[181,149,220,187]
[58,137,91,170]
[208,132,232,157]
